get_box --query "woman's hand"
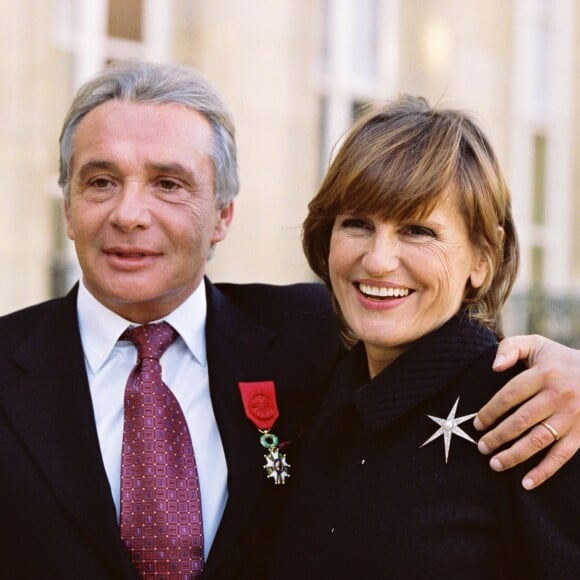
[475,335,580,490]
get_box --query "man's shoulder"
[213,280,330,297]
[0,296,66,322]
[0,296,69,343]
[210,281,338,349]
[215,282,334,318]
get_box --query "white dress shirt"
[76,281,228,559]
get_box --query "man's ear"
[64,198,74,241]
[210,201,234,245]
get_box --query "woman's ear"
[469,257,489,289]
[469,246,491,290]
[469,227,503,290]
[497,225,505,244]
[469,261,489,288]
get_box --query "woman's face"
[329,192,487,376]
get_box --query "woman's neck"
[365,343,409,378]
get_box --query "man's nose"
[109,183,152,231]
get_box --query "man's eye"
[90,178,113,189]
[158,179,181,191]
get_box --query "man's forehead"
[75,99,212,140]
[71,100,214,171]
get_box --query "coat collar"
[2,281,282,578]
[332,314,498,431]
[202,280,271,573]
[200,279,327,576]
[2,280,331,578]
[2,286,137,575]
[2,281,279,577]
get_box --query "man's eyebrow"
[75,159,118,182]
[146,162,195,180]
[75,160,196,182]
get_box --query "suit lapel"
[1,282,330,577]
[201,281,278,574]
[0,290,134,571]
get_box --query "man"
[0,60,578,579]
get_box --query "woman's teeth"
[358,283,410,298]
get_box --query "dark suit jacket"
[272,314,580,579]
[0,279,339,579]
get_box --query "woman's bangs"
[336,152,448,222]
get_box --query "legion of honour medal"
[239,381,290,484]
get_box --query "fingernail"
[492,353,506,369]
[490,457,503,471]
[522,477,535,490]
[473,417,483,431]
[478,440,490,454]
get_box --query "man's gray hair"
[58,59,239,207]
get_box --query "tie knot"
[122,321,178,361]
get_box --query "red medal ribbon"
[238,381,279,430]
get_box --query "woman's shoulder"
[451,342,526,407]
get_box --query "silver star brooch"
[420,397,477,463]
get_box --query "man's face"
[65,100,233,323]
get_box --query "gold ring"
[540,421,560,442]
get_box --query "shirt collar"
[77,280,208,374]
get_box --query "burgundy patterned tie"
[120,322,204,579]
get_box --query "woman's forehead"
[336,186,456,221]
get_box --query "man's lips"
[104,247,161,258]
[102,248,162,269]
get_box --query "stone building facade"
[2,0,579,340]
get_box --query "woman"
[271,96,580,578]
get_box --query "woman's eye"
[404,224,436,238]
[340,218,373,231]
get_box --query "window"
[318,0,383,176]
[531,133,546,225]
[108,0,143,41]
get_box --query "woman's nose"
[361,232,400,275]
